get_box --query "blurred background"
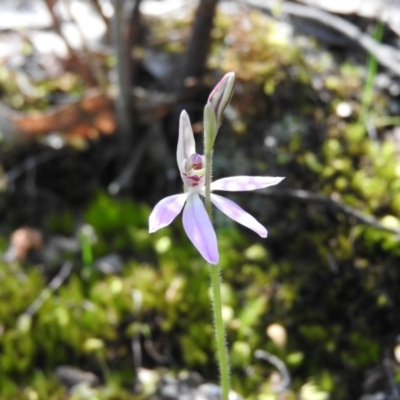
[1,0,400,399]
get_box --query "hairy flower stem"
[204,150,230,400]
[204,152,213,217]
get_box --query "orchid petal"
[177,110,196,172]
[211,194,267,237]
[182,193,219,264]
[149,193,189,233]
[211,176,284,192]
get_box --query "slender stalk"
[359,21,384,126]
[204,151,230,400]
[204,152,212,217]
[208,265,230,400]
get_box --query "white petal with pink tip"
[211,176,284,192]
[149,193,189,233]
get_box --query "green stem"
[359,21,384,125]
[204,151,230,400]
[205,152,212,216]
[209,264,230,400]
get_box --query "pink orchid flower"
[149,111,284,264]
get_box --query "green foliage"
[0,191,347,398]
[210,11,309,92]
[84,192,151,257]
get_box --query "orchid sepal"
[177,110,195,173]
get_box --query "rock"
[155,372,243,400]
[55,365,99,389]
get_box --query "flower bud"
[207,72,235,126]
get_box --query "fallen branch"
[0,89,115,141]
[0,87,176,142]
[261,187,400,236]
[245,0,400,77]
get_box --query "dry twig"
[43,0,96,86]
[255,349,291,393]
[90,0,110,34]
[20,261,74,318]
